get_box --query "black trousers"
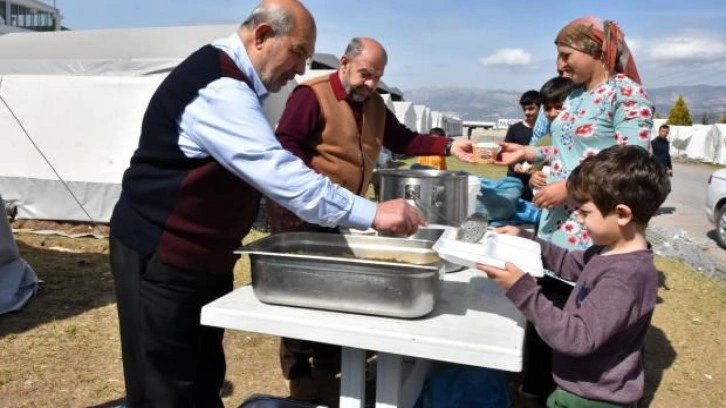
[110,237,233,408]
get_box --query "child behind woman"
[539,76,576,123]
[479,145,670,407]
[522,76,575,193]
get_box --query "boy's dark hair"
[567,145,670,224]
[539,76,576,105]
[659,124,670,130]
[429,127,446,137]
[519,90,540,107]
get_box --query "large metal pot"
[376,169,469,226]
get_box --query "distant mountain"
[404,85,726,123]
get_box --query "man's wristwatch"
[444,141,453,156]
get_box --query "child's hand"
[532,180,568,209]
[477,262,525,290]
[494,225,520,236]
[513,163,530,174]
[529,171,548,189]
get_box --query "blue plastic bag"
[490,199,542,227]
[414,366,511,408]
[476,176,524,221]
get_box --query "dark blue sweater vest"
[111,45,261,273]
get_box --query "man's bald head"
[344,37,388,66]
[339,37,387,102]
[241,0,315,38]
[240,0,316,92]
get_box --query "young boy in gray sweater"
[478,145,670,407]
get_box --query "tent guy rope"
[0,89,102,233]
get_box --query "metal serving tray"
[235,232,442,318]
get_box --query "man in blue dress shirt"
[108,1,425,406]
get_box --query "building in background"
[0,0,62,34]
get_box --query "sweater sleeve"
[519,228,589,282]
[274,86,321,166]
[536,239,598,282]
[382,108,448,155]
[506,260,641,357]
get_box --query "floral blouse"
[534,74,653,250]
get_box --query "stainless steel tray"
[235,232,442,318]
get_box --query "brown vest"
[306,75,386,195]
[267,74,386,233]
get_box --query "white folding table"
[201,268,526,408]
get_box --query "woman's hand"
[493,143,535,166]
[532,180,568,209]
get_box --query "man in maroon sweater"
[268,37,474,405]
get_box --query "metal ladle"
[412,199,490,243]
[455,212,490,243]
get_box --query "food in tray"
[286,250,439,265]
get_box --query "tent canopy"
[392,101,416,130]
[0,25,237,76]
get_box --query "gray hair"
[241,3,293,35]
[344,37,388,65]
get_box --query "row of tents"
[0,25,462,224]
[651,119,726,165]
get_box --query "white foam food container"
[432,228,544,277]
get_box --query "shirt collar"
[329,72,349,101]
[212,33,269,101]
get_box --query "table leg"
[340,347,366,408]
[375,352,402,408]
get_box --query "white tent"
[294,68,336,85]
[0,25,236,76]
[715,125,726,165]
[431,111,463,137]
[660,125,695,158]
[0,195,38,314]
[392,101,417,130]
[413,104,431,133]
[0,25,294,223]
[685,125,721,163]
[650,121,726,164]
[381,93,395,113]
[0,75,162,222]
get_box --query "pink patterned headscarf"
[555,16,641,84]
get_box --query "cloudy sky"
[55,0,726,92]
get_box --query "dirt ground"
[1,230,724,408]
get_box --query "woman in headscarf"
[498,17,653,250]
[494,18,654,407]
